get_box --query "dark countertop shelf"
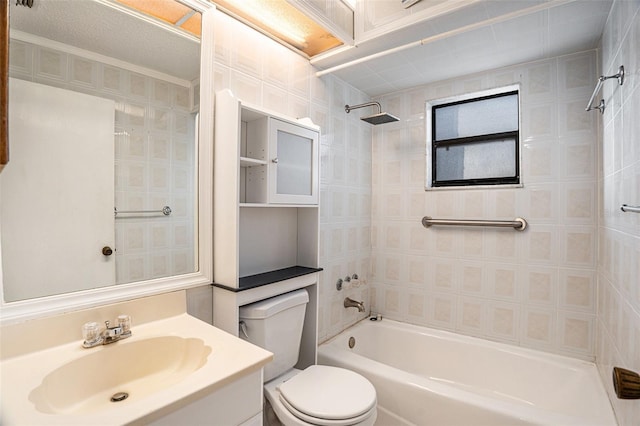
[212,266,323,292]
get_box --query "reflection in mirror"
[2,0,201,302]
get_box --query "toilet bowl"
[239,289,377,426]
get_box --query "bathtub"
[318,319,616,426]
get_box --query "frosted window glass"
[435,139,516,181]
[435,94,518,140]
[276,130,312,196]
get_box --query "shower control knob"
[271,158,278,163]
[102,246,113,256]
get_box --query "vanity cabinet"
[213,90,320,370]
[148,370,263,426]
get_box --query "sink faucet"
[82,315,132,348]
[102,320,125,344]
[344,297,365,313]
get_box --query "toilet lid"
[278,365,376,421]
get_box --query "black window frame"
[429,89,520,188]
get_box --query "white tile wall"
[596,1,640,425]
[9,39,197,286]
[371,50,601,360]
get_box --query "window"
[426,85,520,189]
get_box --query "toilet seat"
[277,365,377,425]
[279,397,375,426]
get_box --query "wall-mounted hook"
[336,278,343,291]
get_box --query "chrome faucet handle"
[82,321,103,348]
[117,314,132,337]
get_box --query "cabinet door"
[268,118,318,205]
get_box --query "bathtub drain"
[110,392,129,402]
[348,336,356,348]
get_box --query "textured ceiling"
[313,0,613,96]
[9,0,200,81]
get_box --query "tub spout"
[344,297,365,312]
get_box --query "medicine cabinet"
[239,109,318,205]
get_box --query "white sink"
[1,299,272,426]
[29,336,211,414]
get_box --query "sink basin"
[1,296,272,426]
[29,336,211,414]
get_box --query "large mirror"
[0,0,213,319]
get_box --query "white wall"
[371,50,601,361]
[596,1,640,424]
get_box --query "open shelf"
[213,266,323,292]
[240,266,323,289]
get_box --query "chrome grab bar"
[621,204,640,213]
[421,216,527,231]
[114,206,172,217]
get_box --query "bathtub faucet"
[344,297,365,313]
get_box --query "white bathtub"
[318,319,616,426]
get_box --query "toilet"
[239,289,377,426]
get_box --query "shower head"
[360,111,400,125]
[345,102,399,125]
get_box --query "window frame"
[425,84,522,190]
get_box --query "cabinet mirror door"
[269,118,318,205]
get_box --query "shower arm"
[345,102,383,114]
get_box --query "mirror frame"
[0,0,215,325]
[1,0,8,172]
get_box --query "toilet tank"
[239,289,309,382]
